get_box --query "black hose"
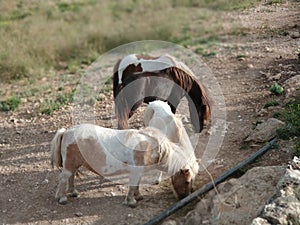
[143,137,278,225]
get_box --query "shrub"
[0,96,21,111]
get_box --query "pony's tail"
[50,128,66,169]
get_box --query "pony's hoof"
[69,191,79,198]
[135,195,143,201]
[58,196,68,205]
[127,202,137,208]
[123,199,137,208]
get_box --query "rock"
[251,217,271,225]
[283,75,300,99]
[256,108,268,117]
[251,157,300,224]
[75,212,83,217]
[162,220,178,225]
[267,73,281,81]
[183,166,285,225]
[245,118,285,143]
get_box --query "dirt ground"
[1,2,300,225]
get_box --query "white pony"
[143,100,198,195]
[51,105,199,207]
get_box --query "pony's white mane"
[158,139,198,177]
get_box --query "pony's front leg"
[124,167,143,207]
[55,170,72,204]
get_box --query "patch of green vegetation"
[271,142,280,150]
[264,0,286,5]
[0,96,21,111]
[172,0,261,10]
[264,100,280,108]
[277,97,300,156]
[99,84,112,95]
[296,48,300,64]
[39,91,74,115]
[57,2,81,13]
[273,112,281,118]
[240,143,249,150]
[270,83,284,95]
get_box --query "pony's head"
[157,138,199,199]
[171,160,199,199]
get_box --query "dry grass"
[0,0,263,83]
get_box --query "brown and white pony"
[113,54,211,132]
[51,124,199,207]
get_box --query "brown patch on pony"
[122,63,143,82]
[65,142,100,175]
[133,140,160,166]
[77,138,108,174]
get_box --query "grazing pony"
[51,123,199,207]
[143,100,197,189]
[113,54,211,132]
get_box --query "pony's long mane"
[166,66,211,122]
[158,138,197,177]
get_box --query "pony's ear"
[143,108,154,126]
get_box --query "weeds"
[276,96,300,156]
[39,91,74,115]
[264,0,286,5]
[0,96,21,111]
[264,100,280,108]
[270,83,284,95]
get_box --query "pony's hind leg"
[55,170,73,204]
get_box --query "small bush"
[39,92,74,115]
[270,83,284,95]
[0,96,21,111]
[277,96,300,156]
[264,100,280,108]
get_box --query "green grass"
[39,91,74,115]
[0,96,21,111]
[264,0,286,5]
[276,96,300,156]
[264,100,280,108]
